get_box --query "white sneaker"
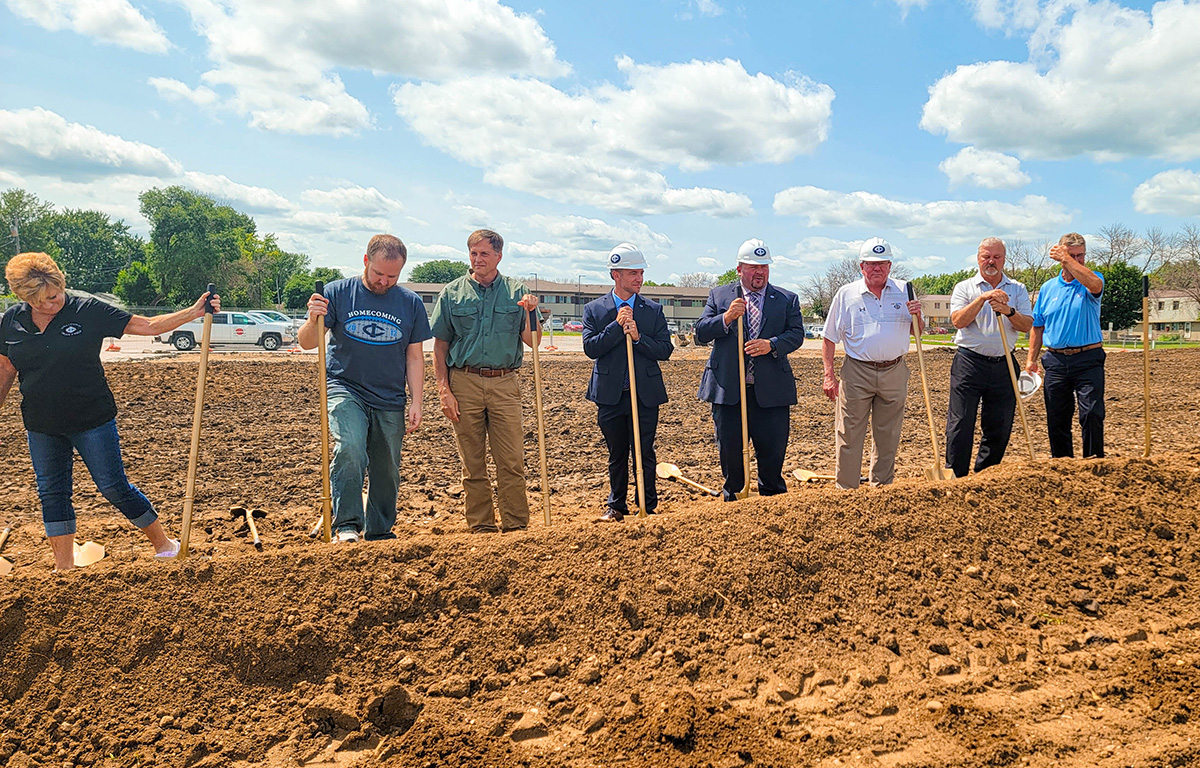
[155,538,180,558]
[334,529,361,543]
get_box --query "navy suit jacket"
[694,282,805,407]
[582,292,672,407]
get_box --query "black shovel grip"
[905,282,915,302]
[314,280,324,295]
[1143,275,1149,298]
[205,283,216,314]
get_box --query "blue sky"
[2,0,1199,292]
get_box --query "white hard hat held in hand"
[608,243,647,270]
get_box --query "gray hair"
[978,237,1006,253]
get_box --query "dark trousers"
[712,386,790,501]
[597,390,659,513]
[1043,347,1105,458]
[945,347,1017,477]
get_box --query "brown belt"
[456,365,516,377]
[849,356,902,370]
[1045,343,1102,356]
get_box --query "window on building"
[1173,301,1180,310]
[1158,301,1165,310]
[934,302,940,309]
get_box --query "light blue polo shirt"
[1031,271,1105,348]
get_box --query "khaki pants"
[449,369,531,530]
[835,357,909,489]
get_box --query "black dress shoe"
[598,509,625,523]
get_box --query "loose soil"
[1,347,1198,767]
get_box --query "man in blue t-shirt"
[297,235,432,542]
[1025,232,1106,458]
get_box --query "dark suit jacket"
[582,292,673,407]
[694,282,805,407]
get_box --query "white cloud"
[921,1,1200,161]
[939,147,1031,189]
[523,214,672,252]
[773,185,1072,242]
[783,236,862,266]
[891,0,930,16]
[0,108,182,179]
[696,257,721,269]
[300,186,404,216]
[408,243,468,263]
[1133,169,1200,216]
[4,0,170,53]
[157,0,568,135]
[394,57,832,215]
[282,210,392,234]
[968,0,1046,32]
[148,77,218,106]
[181,172,294,213]
[691,0,724,17]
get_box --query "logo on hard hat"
[610,253,621,264]
[873,245,886,254]
[754,247,766,257]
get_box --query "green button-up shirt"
[430,273,529,369]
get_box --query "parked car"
[249,309,303,333]
[547,317,565,331]
[805,324,825,339]
[564,320,584,332]
[159,311,295,351]
[667,320,680,334]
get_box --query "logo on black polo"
[893,303,902,309]
[61,323,83,337]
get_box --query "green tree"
[716,267,739,285]
[1097,260,1143,332]
[113,261,159,305]
[409,259,468,283]
[283,267,344,309]
[910,268,973,296]
[1,188,58,291]
[46,208,142,293]
[139,186,257,303]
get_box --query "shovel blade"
[924,466,954,482]
[0,557,12,576]
[73,541,106,567]
[655,462,681,480]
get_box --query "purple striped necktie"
[746,291,762,383]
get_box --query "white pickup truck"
[159,311,295,351]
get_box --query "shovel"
[178,283,216,559]
[792,469,868,484]
[1142,275,1151,457]
[230,505,266,549]
[0,527,12,576]
[626,333,648,518]
[996,311,1035,461]
[528,307,552,525]
[656,462,720,496]
[73,540,105,567]
[735,287,753,499]
[315,280,333,543]
[906,283,953,481]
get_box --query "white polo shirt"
[949,272,1032,357]
[823,278,912,362]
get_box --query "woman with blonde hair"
[0,252,220,571]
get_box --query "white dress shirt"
[823,278,912,362]
[949,272,1032,357]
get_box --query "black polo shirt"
[0,296,132,435]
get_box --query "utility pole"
[9,219,17,256]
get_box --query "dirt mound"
[1,351,1199,767]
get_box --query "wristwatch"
[1005,307,1016,317]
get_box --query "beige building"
[403,278,713,331]
[1131,290,1198,338]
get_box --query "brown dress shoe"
[598,509,625,523]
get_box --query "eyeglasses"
[861,262,890,269]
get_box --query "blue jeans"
[27,419,157,537]
[328,393,407,540]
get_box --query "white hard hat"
[1018,371,1042,400]
[737,238,772,265]
[607,243,647,270]
[859,237,893,262]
